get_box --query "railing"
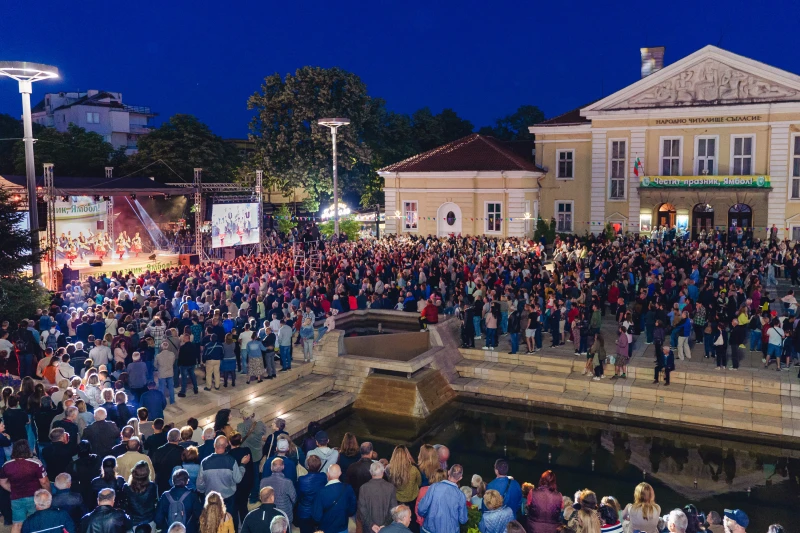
[129,124,152,134]
[122,104,154,114]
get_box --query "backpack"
[165,490,190,525]
[45,330,59,350]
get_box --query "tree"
[318,215,361,241]
[0,113,23,175]
[247,67,375,209]
[125,114,238,183]
[12,124,120,176]
[411,107,474,152]
[273,205,297,235]
[479,105,545,141]
[0,188,49,323]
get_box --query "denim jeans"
[240,349,248,374]
[750,330,762,351]
[145,360,154,382]
[645,324,654,343]
[670,328,679,348]
[579,335,588,354]
[500,312,508,334]
[703,333,715,357]
[534,328,542,349]
[485,328,497,348]
[159,376,174,403]
[316,326,328,342]
[279,345,291,370]
[179,365,198,393]
[509,333,519,353]
[473,316,482,337]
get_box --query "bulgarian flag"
[633,157,643,177]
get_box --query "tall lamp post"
[318,118,350,236]
[0,62,59,278]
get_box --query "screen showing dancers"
[210,202,260,248]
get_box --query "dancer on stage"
[65,242,78,265]
[131,232,143,258]
[95,234,108,260]
[116,231,130,260]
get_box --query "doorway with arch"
[437,202,462,237]
[657,203,676,228]
[728,203,752,230]
[692,203,714,239]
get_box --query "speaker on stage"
[179,254,200,266]
[89,259,103,267]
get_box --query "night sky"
[2,0,798,139]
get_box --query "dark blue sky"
[2,0,798,139]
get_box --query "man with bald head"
[197,435,248,527]
[312,464,356,533]
[259,457,296,523]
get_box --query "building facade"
[379,134,544,237]
[31,90,156,154]
[531,45,800,240]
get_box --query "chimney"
[640,47,665,78]
[105,167,113,178]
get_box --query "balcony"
[129,124,153,134]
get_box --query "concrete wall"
[344,331,429,361]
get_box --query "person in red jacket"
[419,300,439,331]
[607,282,621,316]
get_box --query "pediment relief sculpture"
[609,59,798,109]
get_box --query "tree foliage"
[0,113,23,175]
[247,67,375,205]
[125,114,239,183]
[0,188,49,323]
[13,124,118,176]
[274,205,297,235]
[318,215,361,241]
[247,67,479,209]
[478,105,545,141]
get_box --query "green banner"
[640,175,770,188]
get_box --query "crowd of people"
[0,224,797,532]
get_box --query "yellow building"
[531,45,800,239]
[379,134,544,237]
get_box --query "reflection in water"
[322,401,799,533]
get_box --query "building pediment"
[583,46,800,114]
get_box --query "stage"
[45,252,182,285]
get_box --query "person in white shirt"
[782,290,798,317]
[0,332,13,361]
[89,338,112,368]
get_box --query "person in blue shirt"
[140,381,167,421]
[482,459,522,517]
[418,465,468,533]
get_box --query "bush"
[319,215,360,241]
[274,205,297,236]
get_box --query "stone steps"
[163,361,315,429]
[281,390,355,439]
[240,374,338,426]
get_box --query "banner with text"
[639,175,771,188]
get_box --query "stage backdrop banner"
[210,202,260,249]
[55,196,107,237]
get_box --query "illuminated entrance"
[728,203,752,230]
[692,203,714,238]
[657,203,676,228]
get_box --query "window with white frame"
[485,202,502,233]
[86,112,100,124]
[731,135,754,175]
[792,225,800,242]
[555,201,573,232]
[696,136,717,175]
[609,140,626,199]
[792,136,800,199]
[661,138,681,176]
[556,150,574,179]
[403,201,418,231]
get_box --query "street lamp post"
[0,62,59,278]
[318,118,350,236]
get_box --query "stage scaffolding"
[168,168,265,259]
